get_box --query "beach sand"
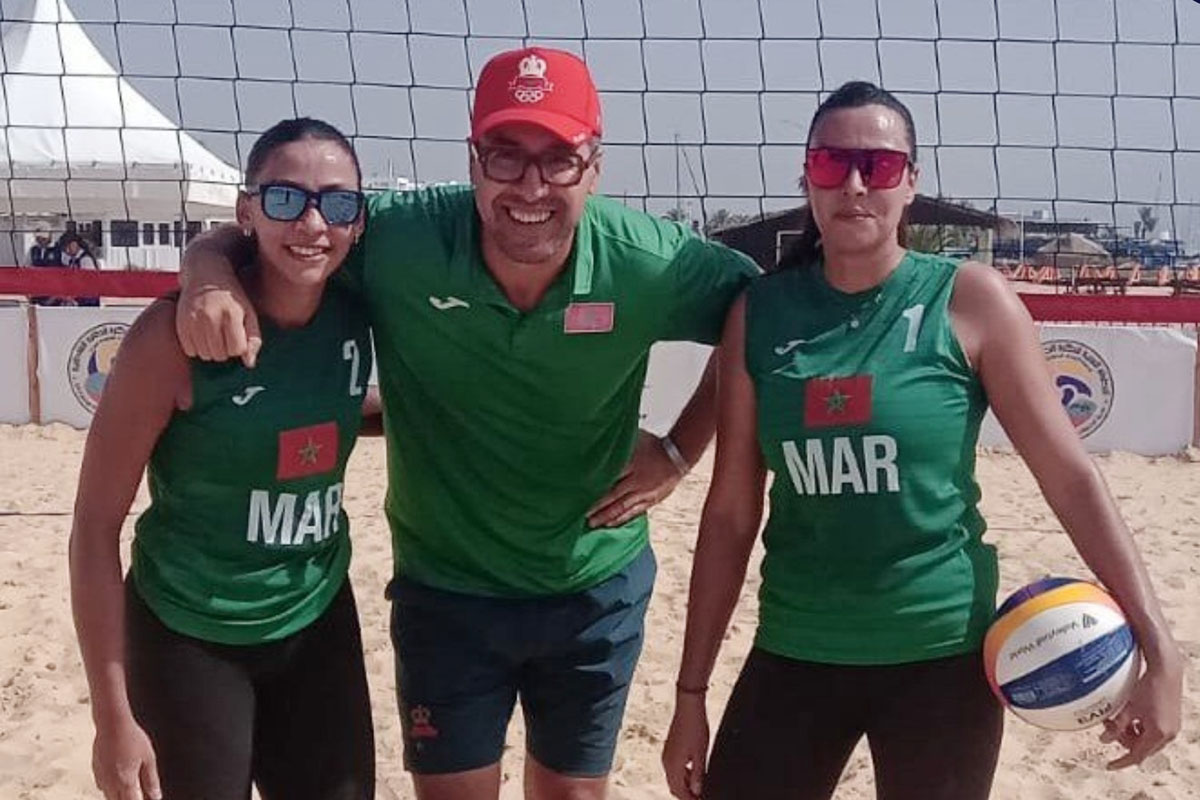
[1,424,1196,799]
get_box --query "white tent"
[1,0,239,265]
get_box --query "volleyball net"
[2,0,1200,278]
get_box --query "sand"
[0,424,1196,799]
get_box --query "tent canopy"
[1035,232,1113,266]
[0,0,240,219]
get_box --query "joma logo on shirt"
[246,483,343,546]
[781,436,899,496]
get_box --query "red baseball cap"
[471,47,603,146]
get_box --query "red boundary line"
[3,267,1200,323]
[0,268,177,298]
[1018,293,1200,324]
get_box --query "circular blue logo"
[1042,339,1114,439]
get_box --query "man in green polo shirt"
[176,47,756,800]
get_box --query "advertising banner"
[37,306,144,428]
[0,306,30,424]
[979,324,1196,456]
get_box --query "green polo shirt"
[345,185,756,596]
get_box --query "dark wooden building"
[712,196,1010,271]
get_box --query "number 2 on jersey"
[343,339,364,396]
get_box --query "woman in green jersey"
[662,82,1184,800]
[70,118,376,800]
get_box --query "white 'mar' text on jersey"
[781,436,900,496]
[246,483,344,546]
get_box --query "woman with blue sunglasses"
[71,117,377,800]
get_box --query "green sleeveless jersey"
[131,284,372,645]
[745,251,997,665]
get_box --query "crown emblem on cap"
[509,53,554,104]
[518,54,547,79]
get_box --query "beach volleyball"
[984,577,1140,731]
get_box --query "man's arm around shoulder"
[176,224,261,367]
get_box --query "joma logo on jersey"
[781,435,899,496]
[247,483,343,546]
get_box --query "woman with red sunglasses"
[662,81,1183,800]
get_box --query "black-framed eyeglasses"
[245,184,365,226]
[470,142,601,187]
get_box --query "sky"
[3,0,1200,247]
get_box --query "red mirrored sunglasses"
[805,148,912,190]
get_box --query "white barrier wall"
[17,311,1200,456]
[979,324,1196,456]
[639,341,713,436]
[0,305,30,424]
[37,306,143,428]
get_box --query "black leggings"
[704,648,1004,800]
[124,580,374,800]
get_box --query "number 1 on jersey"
[343,339,364,396]
[901,304,925,353]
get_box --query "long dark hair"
[244,117,362,188]
[778,81,917,271]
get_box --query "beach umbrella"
[1035,233,1112,268]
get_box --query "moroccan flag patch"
[804,376,873,428]
[564,302,615,333]
[277,421,339,480]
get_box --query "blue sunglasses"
[247,184,364,226]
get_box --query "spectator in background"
[28,224,62,305]
[29,223,59,266]
[60,233,100,307]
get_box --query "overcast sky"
[4,0,1200,246]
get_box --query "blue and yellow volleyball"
[983,577,1140,731]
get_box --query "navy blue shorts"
[387,545,656,777]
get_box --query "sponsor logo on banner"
[67,323,129,413]
[1043,339,1114,439]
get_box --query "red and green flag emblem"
[276,421,339,480]
[804,375,873,428]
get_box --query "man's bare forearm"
[179,224,255,289]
